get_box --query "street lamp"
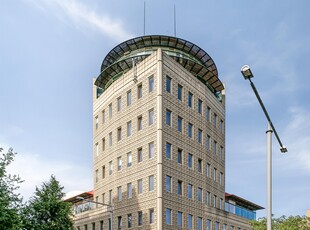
[241,65,287,230]
[76,196,113,230]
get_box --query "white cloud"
[24,0,134,42]
[279,106,310,172]
[4,148,92,201]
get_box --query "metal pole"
[267,123,273,230]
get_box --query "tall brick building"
[68,35,262,230]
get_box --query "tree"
[23,175,74,230]
[0,147,23,229]
[250,215,310,230]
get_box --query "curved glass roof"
[95,35,224,92]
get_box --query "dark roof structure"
[95,35,224,93]
[225,193,264,211]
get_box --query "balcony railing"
[225,202,256,220]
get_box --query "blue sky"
[1,0,310,218]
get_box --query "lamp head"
[280,146,288,153]
[241,65,254,80]
[76,196,84,200]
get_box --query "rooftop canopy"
[225,193,264,211]
[95,35,224,93]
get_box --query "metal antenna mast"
[174,4,176,36]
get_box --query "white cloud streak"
[4,146,92,201]
[279,106,310,172]
[24,0,134,42]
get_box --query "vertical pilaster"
[156,48,163,230]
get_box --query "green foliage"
[0,147,24,230]
[250,215,310,230]
[23,175,74,230]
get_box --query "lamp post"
[240,65,287,230]
[76,196,113,230]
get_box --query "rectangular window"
[166,208,172,225]
[149,142,154,158]
[220,146,224,160]
[149,109,154,125]
[197,217,202,230]
[109,161,113,175]
[117,216,122,230]
[102,166,105,179]
[138,211,142,226]
[128,214,132,228]
[198,129,202,144]
[213,195,217,208]
[188,92,193,108]
[220,172,223,186]
[102,138,105,152]
[100,221,103,230]
[117,127,122,141]
[177,149,182,164]
[117,97,122,112]
[149,76,154,92]
[109,103,112,119]
[137,148,143,163]
[127,152,132,167]
[117,157,122,171]
[117,186,122,201]
[166,175,172,192]
[177,116,182,132]
[215,222,219,230]
[197,187,202,202]
[213,168,217,182]
[102,110,106,124]
[187,214,193,229]
[127,121,132,137]
[220,119,224,133]
[109,190,112,204]
[92,222,95,230]
[188,153,193,169]
[187,184,193,199]
[137,84,143,99]
[149,175,154,191]
[177,84,182,101]
[198,158,202,173]
[206,106,210,122]
[127,90,132,106]
[214,141,217,155]
[95,169,98,183]
[96,143,99,156]
[138,179,143,194]
[214,113,217,127]
[220,198,223,209]
[149,208,154,224]
[109,132,112,147]
[166,76,171,93]
[138,116,143,131]
[95,116,98,129]
[188,123,193,138]
[102,193,105,204]
[166,142,171,159]
[177,211,183,227]
[177,180,183,195]
[198,99,202,114]
[166,109,171,126]
[206,191,210,205]
[223,224,227,230]
[127,183,132,198]
[206,163,210,177]
[206,219,211,230]
[206,135,210,150]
